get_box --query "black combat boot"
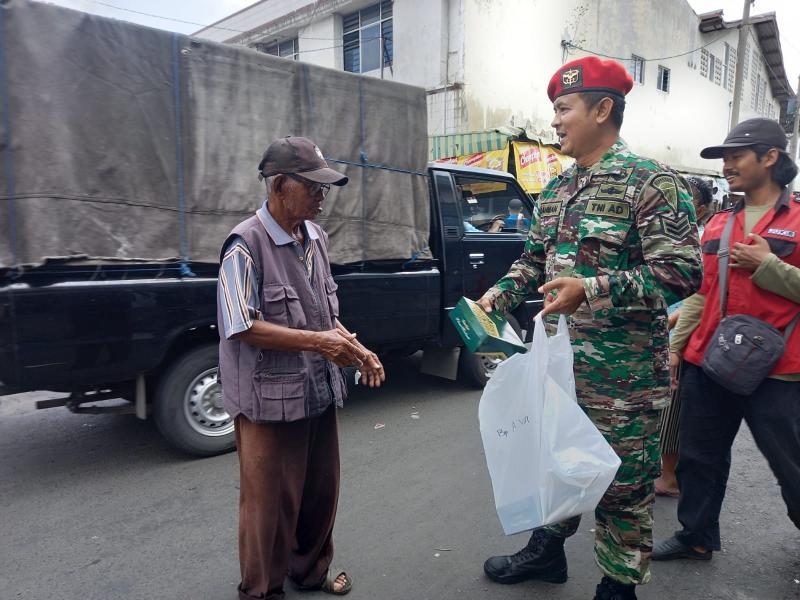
[593,576,637,600]
[483,528,567,584]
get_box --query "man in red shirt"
[653,118,800,561]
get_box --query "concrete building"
[195,0,795,174]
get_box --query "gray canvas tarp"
[0,0,431,270]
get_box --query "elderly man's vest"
[217,214,347,423]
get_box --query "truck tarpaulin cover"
[0,1,431,269]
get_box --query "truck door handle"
[469,253,485,268]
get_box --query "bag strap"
[717,211,738,317]
[784,312,800,341]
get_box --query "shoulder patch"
[651,174,679,213]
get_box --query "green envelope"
[449,297,528,360]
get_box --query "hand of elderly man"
[316,329,367,367]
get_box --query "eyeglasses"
[286,173,331,198]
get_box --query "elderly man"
[217,136,385,600]
[478,57,702,600]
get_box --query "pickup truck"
[0,163,541,456]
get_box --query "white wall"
[195,0,314,43]
[460,0,786,174]
[297,15,342,69]
[198,0,788,174]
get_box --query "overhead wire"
[83,0,799,95]
[93,0,341,39]
[562,33,729,63]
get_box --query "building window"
[343,1,393,73]
[708,53,717,82]
[255,38,299,60]
[700,48,709,78]
[724,44,736,92]
[713,53,722,86]
[657,66,670,92]
[629,55,645,84]
[757,78,767,114]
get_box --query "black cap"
[258,136,348,185]
[700,118,789,159]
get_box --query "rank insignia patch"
[660,213,691,241]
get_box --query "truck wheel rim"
[183,367,233,437]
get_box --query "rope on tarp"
[298,61,425,179]
[301,63,314,134]
[171,33,195,278]
[358,77,367,263]
[327,158,427,177]
[402,245,431,269]
[0,6,18,269]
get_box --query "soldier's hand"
[316,329,367,367]
[477,296,495,313]
[669,351,681,390]
[731,233,771,272]
[538,277,587,317]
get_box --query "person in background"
[654,176,714,497]
[653,118,800,562]
[489,198,531,232]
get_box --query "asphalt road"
[2,356,798,600]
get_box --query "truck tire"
[458,314,523,389]
[154,344,235,457]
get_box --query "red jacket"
[684,188,800,374]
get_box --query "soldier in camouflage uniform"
[479,57,703,600]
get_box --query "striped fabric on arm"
[218,238,260,339]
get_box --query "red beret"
[547,56,634,102]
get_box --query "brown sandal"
[321,569,353,595]
[295,568,353,596]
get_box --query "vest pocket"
[262,284,308,329]
[253,369,307,422]
[324,275,340,319]
[765,237,796,257]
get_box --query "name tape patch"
[767,228,796,238]
[585,199,631,220]
[539,201,562,217]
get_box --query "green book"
[449,297,528,360]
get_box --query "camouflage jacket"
[486,139,703,411]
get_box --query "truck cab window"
[455,176,531,234]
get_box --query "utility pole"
[730,0,753,128]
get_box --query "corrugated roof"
[698,10,794,132]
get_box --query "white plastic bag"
[479,313,621,535]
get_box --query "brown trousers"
[235,405,340,600]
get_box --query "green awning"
[428,130,512,161]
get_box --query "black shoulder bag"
[701,212,800,395]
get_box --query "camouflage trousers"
[545,407,662,585]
